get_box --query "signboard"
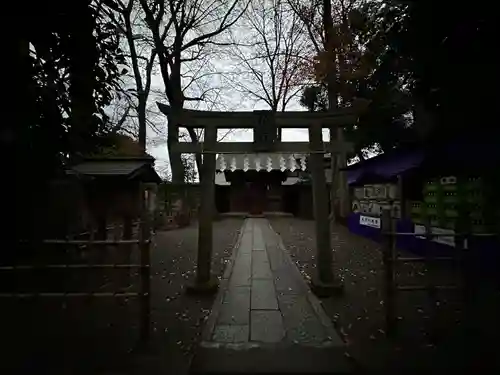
[364,185,374,199]
[354,188,364,199]
[414,224,467,248]
[360,200,369,213]
[352,200,360,213]
[253,110,277,151]
[374,184,387,199]
[360,215,381,229]
[388,184,398,199]
[391,201,401,219]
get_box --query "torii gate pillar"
[186,126,219,294]
[159,104,355,296]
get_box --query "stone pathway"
[191,218,352,374]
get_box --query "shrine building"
[214,153,332,217]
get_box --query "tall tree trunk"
[167,104,185,183]
[336,0,350,219]
[322,0,340,223]
[168,56,186,182]
[170,55,202,181]
[137,93,147,152]
[68,1,98,157]
[14,31,38,246]
[187,128,203,179]
[124,3,147,153]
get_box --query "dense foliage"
[16,0,127,180]
[385,2,497,143]
[299,1,416,159]
[14,0,128,242]
[300,1,497,157]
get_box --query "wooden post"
[382,208,396,336]
[96,214,107,241]
[122,214,133,290]
[188,126,218,294]
[139,183,151,341]
[423,218,439,343]
[397,175,405,218]
[337,127,349,219]
[308,123,342,296]
[94,210,107,272]
[456,210,474,343]
[123,215,133,239]
[455,224,467,336]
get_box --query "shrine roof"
[66,156,161,183]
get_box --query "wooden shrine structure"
[158,103,357,295]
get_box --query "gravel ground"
[270,217,500,371]
[1,218,244,375]
[136,218,243,374]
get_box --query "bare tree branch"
[102,0,159,150]
[226,0,310,114]
[139,0,251,181]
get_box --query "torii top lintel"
[156,102,359,129]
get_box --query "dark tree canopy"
[301,1,498,158]
[13,0,128,242]
[384,1,498,143]
[299,1,416,159]
[16,0,126,180]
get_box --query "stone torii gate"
[158,103,356,296]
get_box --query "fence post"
[456,215,474,343]
[381,208,396,336]
[139,184,151,342]
[424,218,440,343]
[122,215,133,290]
[96,213,107,241]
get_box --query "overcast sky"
[124,3,332,178]
[145,65,331,178]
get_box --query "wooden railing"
[2,193,153,343]
[380,209,498,338]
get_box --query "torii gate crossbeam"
[158,103,357,296]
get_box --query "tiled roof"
[67,157,161,182]
[70,160,148,176]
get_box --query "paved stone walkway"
[191,218,351,374]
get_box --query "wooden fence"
[1,187,152,343]
[380,208,498,339]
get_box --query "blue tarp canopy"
[344,135,500,186]
[345,149,425,185]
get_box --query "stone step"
[190,344,355,374]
